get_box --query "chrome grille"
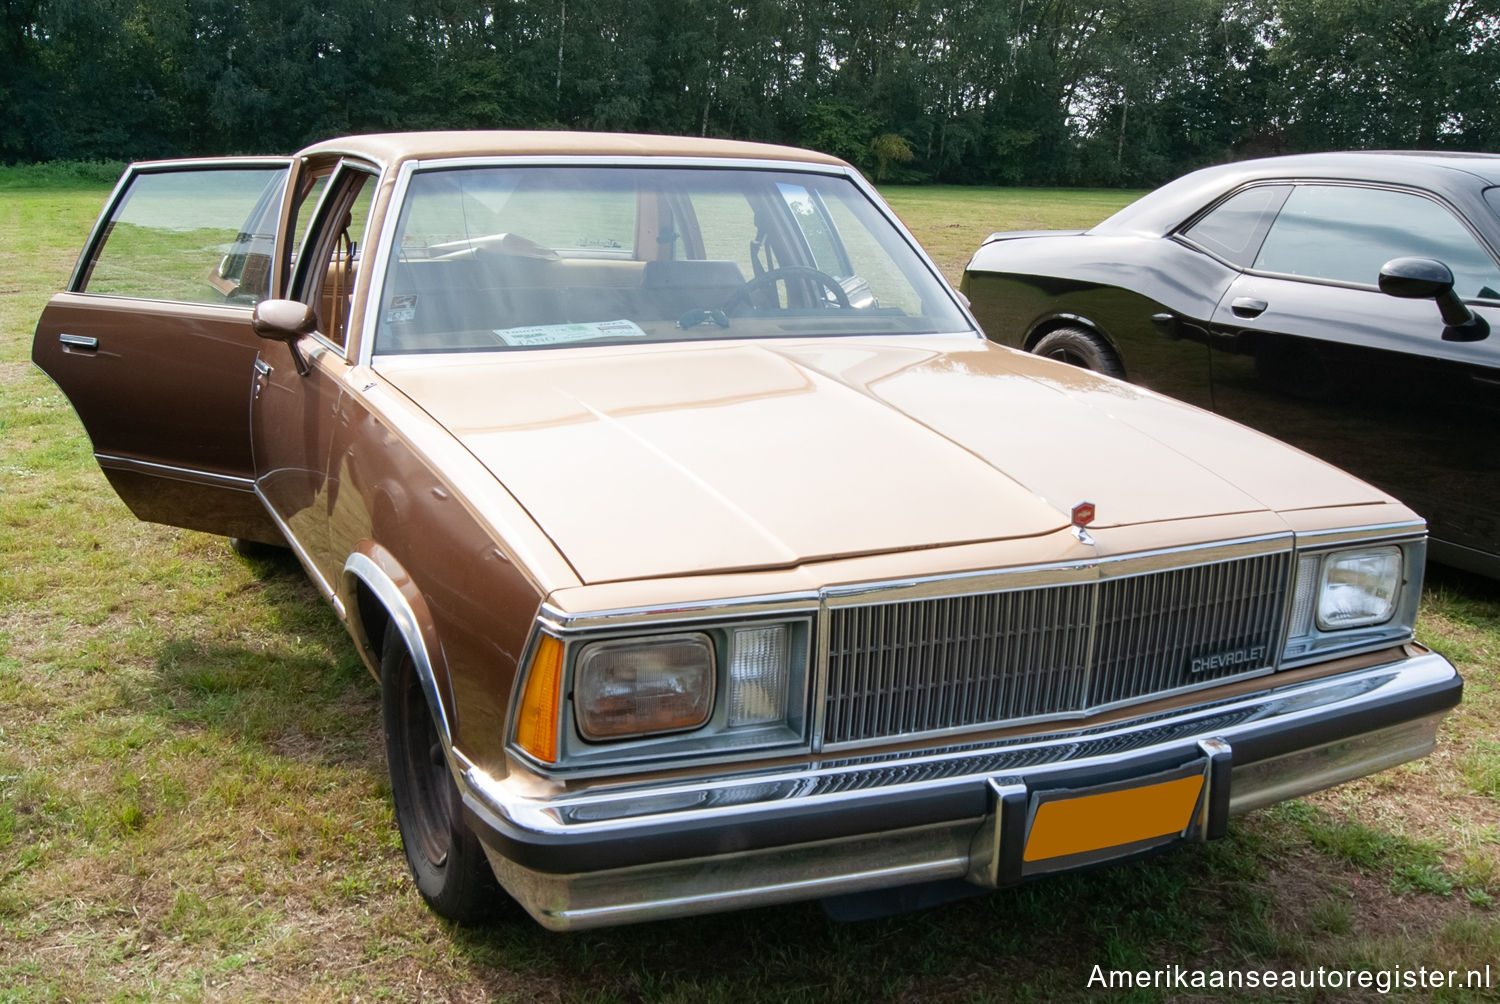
[822,552,1291,745]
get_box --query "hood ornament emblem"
[1071,500,1096,546]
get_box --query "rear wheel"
[381,633,499,924]
[1030,325,1125,379]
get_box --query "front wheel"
[1030,325,1126,379]
[382,633,499,924]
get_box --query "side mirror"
[251,299,316,375]
[1378,257,1489,342]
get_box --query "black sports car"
[962,152,1500,578]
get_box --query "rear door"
[32,159,293,542]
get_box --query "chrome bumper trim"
[459,650,1457,929]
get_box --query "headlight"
[575,634,715,740]
[1316,547,1401,629]
[1282,540,1417,666]
[511,615,812,771]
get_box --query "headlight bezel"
[1281,536,1424,667]
[509,611,815,774]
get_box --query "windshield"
[373,165,970,353]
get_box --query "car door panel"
[1207,276,1500,571]
[31,160,294,542]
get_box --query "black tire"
[1030,326,1126,379]
[381,633,499,924]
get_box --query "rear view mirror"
[1378,257,1489,342]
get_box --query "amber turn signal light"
[515,635,564,763]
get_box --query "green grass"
[2,167,1499,1001]
[879,184,1143,283]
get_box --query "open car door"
[32,159,293,543]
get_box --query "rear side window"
[1254,184,1500,299]
[78,166,289,304]
[1180,185,1290,267]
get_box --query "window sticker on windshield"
[386,294,418,324]
[493,319,649,347]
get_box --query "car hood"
[382,337,1387,583]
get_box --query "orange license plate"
[1023,765,1207,869]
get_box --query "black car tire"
[382,632,500,924]
[1031,326,1126,379]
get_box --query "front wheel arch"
[381,630,501,923]
[343,548,452,751]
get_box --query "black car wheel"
[382,632,499,924]
[1031,326,1125,379]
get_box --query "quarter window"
[1254,185,1500,300]
[1181,185,1290,268]
[79,167,288,304]
[292,165,376,349]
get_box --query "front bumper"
[458,648,1460,930]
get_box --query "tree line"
[3,0,1498,186]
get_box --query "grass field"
[2,167,1499,1002]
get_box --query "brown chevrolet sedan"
[33,132,1461,930]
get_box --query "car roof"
[296,130,849,170]
[1094,151,1500,238]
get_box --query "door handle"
[58,333,99,351]
[1230,297,1267,318]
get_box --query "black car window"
[1255,185,1500,301]
[1180,184,1290,267]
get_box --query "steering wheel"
[721,266,852,314]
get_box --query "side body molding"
[344,549,453,751]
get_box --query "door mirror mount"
[1378,257,1489,342]
[252,299,316,375]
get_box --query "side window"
[821,190,922,316]
[79,166,289,304]
[293,166,376,350]
[1180,185,1290,268]
[778,183,852,279]
[283,171,332,285]
[1255,185,1500,299]
[686,188,759,276]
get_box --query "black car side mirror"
[251,298,317,375]
[1378,257,1489,342]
